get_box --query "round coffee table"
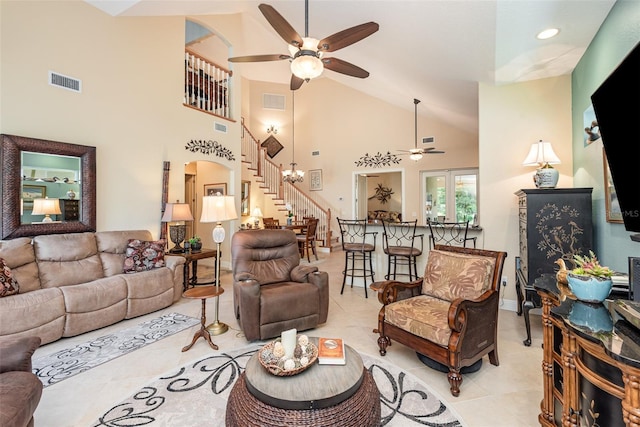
[226,338,381,426]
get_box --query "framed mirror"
[1,134,96,239]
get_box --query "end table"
[167,248,218,291]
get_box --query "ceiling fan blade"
[426,150,445,154]
[228,54,290,63]
[258,4,304,47]
[317,22,379,52]
[290,74,304,91]
[322,57,369,78]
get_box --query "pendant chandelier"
[282,92,304,183]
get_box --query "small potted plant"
[188,236,202,252]
[566,251,614,303]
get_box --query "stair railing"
[240,119,332,247]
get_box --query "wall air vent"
[263,93,286,111]
[312,150,320,156]
[48,71,82,93]
[422,136,435,144]
[214,122,228,133]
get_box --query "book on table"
[318,337,346,365]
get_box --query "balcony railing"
[184,49,232,120]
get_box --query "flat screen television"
[591,41,640,242]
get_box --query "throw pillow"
[124,239,166,273]
[0,257,19,297]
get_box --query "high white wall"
[479,75,573,308]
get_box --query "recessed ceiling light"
[537,28,559,40]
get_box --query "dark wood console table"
[168,248,217,291]
[535,275,640,427]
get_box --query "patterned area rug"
[32,313,199,387]
[92,344,465,427]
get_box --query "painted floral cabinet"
[515,188,593,345]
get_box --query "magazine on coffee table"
[318,338,346,365]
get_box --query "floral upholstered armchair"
[373,244,507,397]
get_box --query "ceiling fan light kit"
[398,98,445,160]
[228,1,378,90]
[282,91,304,184]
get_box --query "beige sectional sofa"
[0,230,185,345]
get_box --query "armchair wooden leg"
[447,369,462,397]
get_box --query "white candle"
[281,328,297,359]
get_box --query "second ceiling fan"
[228,0,379,90]
[398,98,445,161]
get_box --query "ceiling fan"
[228,0,379,90]
[397,98,445,161]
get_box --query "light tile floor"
[34,249,544,427]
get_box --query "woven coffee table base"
[226,368,381,427]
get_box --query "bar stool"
[381,219,423,281]
[337,218,377,298]
[427,219,476,249]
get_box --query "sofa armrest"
[448,290,498,333]
[234,279,262,341]
[291,265,318,282]
[371,279,422,305]
[0,336,41,373]
[164,255,186,270]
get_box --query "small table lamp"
[522,140,561,188]
[32,198,61,222]
[161,202,194,253]
[200,194,238,335]
[251,207,263,228]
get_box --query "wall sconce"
[266,124,278,134]
[522,140,561,188]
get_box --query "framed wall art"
[309,169,323,191]
[261,135,284,159]
[204,183,227,197]
[603,148,623,223]
[22,184,46,210]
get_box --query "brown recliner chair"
[231,229,329,341]
[0,336,43,427]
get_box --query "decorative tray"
[258,337,318,377]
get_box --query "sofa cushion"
[0,288,65,344]
[124,239,166,273]
[33,233,104,288]
[0,238,40,293]
[95,230,154,276]
[421,250,495,302]
[0,371,43,427]
[384,294,451,347]
[0,258,19,297]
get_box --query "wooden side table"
[168,248,218,291]
[181,285,223,352]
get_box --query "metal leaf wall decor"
[185,139,235,161]
[354,151,401,168]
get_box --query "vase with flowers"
[566,251,614,303]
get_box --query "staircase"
[240,119,334,249]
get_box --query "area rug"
[32,312,199,388]
[92,344,465,427]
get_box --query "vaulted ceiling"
[87,0,615,134]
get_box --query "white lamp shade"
[522,140,561,166]
[161,203,194,222]
[251,207,263,218]
[200,195,238,223]
[32,198,61,215]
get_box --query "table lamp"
[251,207,263,228]
[32,198,61,222]
[161,202,194,253]
[522,140,561,188]
[200,194,238,335]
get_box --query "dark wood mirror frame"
[1,134,96,239]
